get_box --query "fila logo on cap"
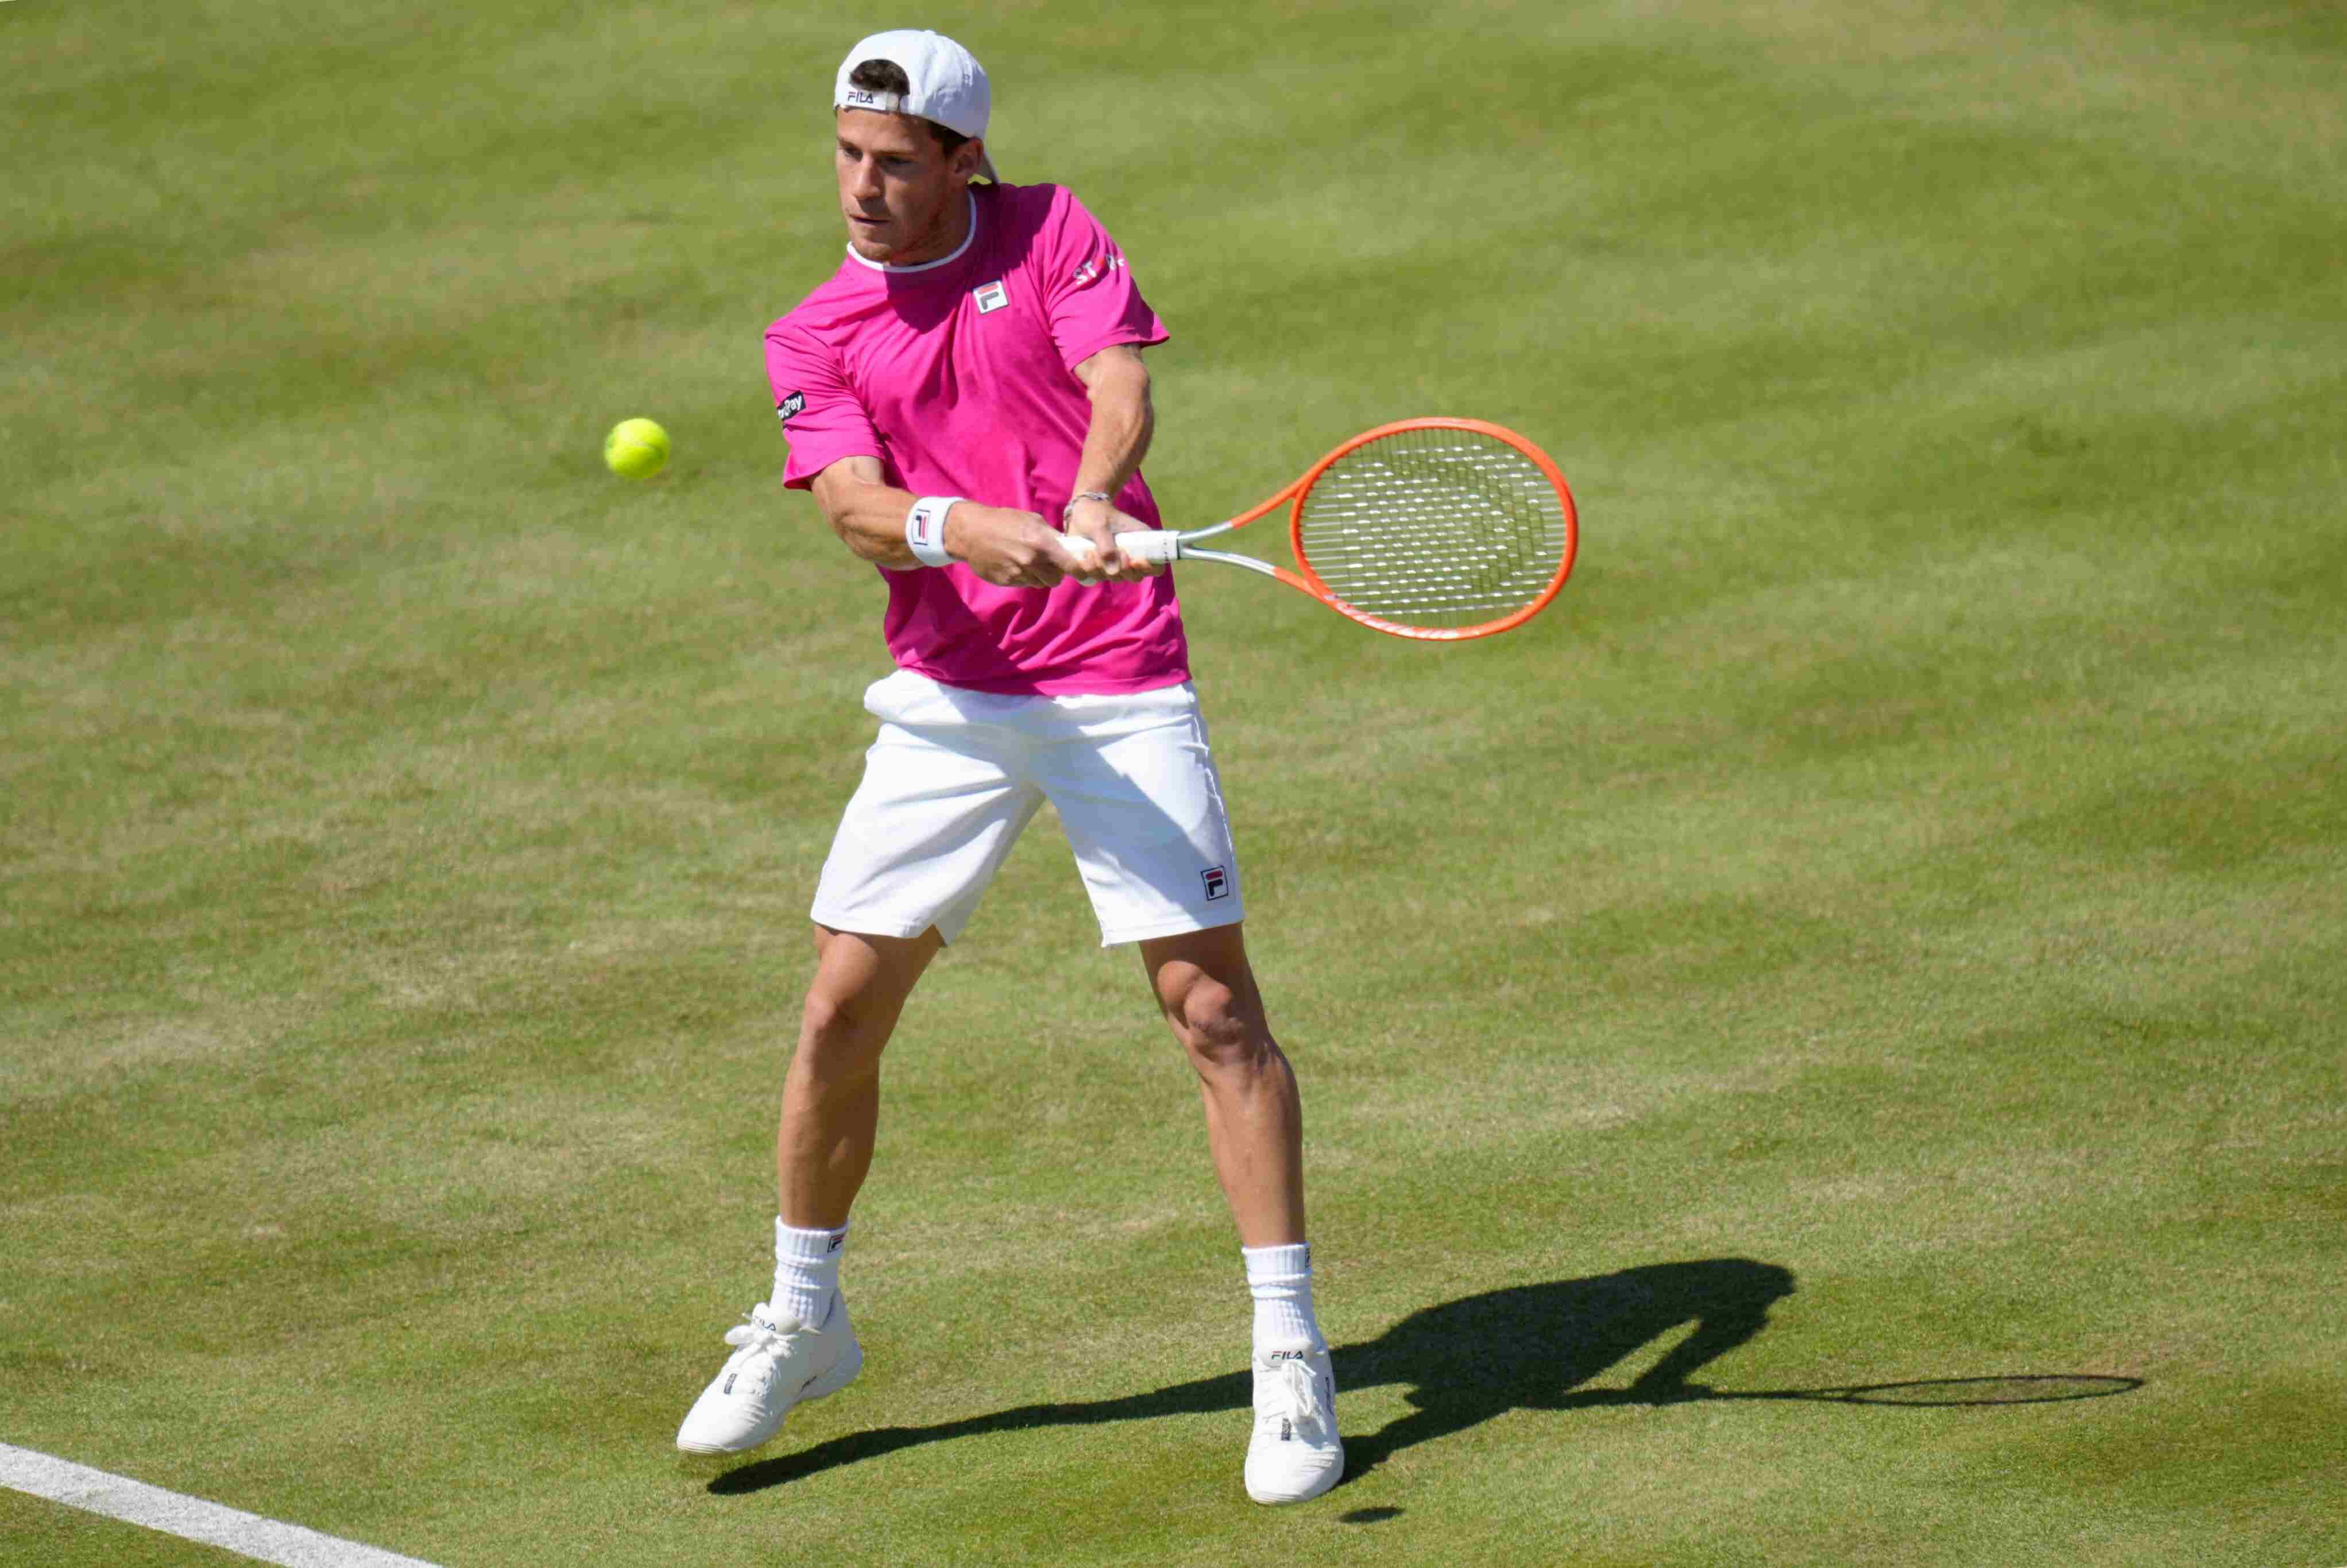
[973,280,1008,313]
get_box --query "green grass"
[6,0,2344,1563]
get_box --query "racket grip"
[1115,529,1180,564]
[1062,531,1180,568]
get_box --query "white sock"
[771,1218,847,1326]
[1243,1241,1323,1353]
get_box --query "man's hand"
[1064,496,1166,580]
[944,502,1100,588]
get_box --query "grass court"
[5,1,2344,1562]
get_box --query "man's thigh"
[811,720,1044,944]
[1040,692,1247,946]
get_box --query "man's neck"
[853,192,979,272]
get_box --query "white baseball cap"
[833,29,999,182]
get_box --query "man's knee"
[799,984,877,1050]
[798,926,936,1057]
[1166,976,1273,1071]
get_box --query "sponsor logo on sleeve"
[776,391,806,424]
[1069,254,1127,288]
[973,279,1008,313]
[1201,865,1229,901]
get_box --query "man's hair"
[846,59,972,157]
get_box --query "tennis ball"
[604,417,670,479]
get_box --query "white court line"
[1,1443,442,1567]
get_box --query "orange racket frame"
[1091,417,1579,641]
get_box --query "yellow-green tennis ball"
[604,417,670,479]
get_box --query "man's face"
[834,109,980,265]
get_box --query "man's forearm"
[1070,354,1154,506]
[812,462,1019,568]
[818,472,930,568]
[810,457,1088,588]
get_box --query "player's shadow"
[710,1257,1803,1495]
[707,1257,2143,1495]
[1334,1257,1798,1482]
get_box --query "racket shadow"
[703,1257,2140,1497]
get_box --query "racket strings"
[1294,428,1571,629]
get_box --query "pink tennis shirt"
[765,181,1189,695]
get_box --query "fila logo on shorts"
[1201,865,1229,901]
[973,280,1008,313]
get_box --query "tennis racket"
[1067,418,1577,641]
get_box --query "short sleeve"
[1039,189,1169,371]
[765,321,882,490]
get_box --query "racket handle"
[1061,531,1180,570]
[1116,529,1180,564]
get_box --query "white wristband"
[904,496,961,568]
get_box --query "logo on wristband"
[905,497,960,568]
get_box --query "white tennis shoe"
[675,1291,862,1455]
[1244,1342,1344,1504]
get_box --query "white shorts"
[811,669,1247,947]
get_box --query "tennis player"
[674,29,1342,1505]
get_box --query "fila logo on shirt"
[973,280,1008,313]
[776,391,806,425]
[1201,865,1229,901]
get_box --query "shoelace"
[1258,1357,1328,1438]
[721,1314,811,1372]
